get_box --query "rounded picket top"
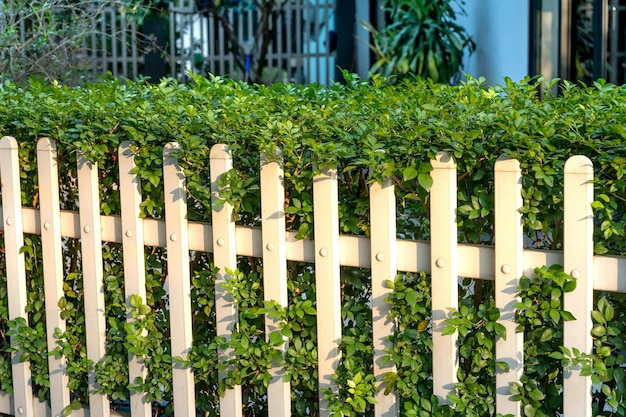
[0,135,17,150]
[37,137,56,152]
[164,141,181,157]
[433,151,456,168]
[210,143,232,160]
[495,156,521,173]
[564,155,593,175]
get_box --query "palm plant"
[365,0,475,84]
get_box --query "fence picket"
[260,153,291,417]
[0,138,622,417]
[163,143,196,415]
[118,142,151,417]
[369,179,398,417]
[76,152,109,417]
[210,144,243,416]
[0,136,34,417]
[563,155,594,417]
[494,157,524,417]
[430,151,458,403]
[313,167,341,417]
[36,138,71,417]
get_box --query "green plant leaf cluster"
[364,0,475,83]
[510,265,577,416]
[1,73,626,415]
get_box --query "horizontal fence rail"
[0,136,625,417]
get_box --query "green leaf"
[548,309,560,324]
[417,173,433,191]
[269,331,284,347]
[496,361,510,372]
[591,310,606,325]
[528,388,544,402]
[591,325,606,337]
[604,303,615,321]
[403,167,419,181]
[540,328,554,342]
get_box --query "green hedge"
[0,73,625,416]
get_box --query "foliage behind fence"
[0,74,626,416]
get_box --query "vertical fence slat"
[260,154,290,417]
[119,142,151,417]
[370,179,398,417]
[0,136,34,417]
[563,155,594,417]
[77,152,109,417]
[430,151,458,403]
[313,167,341,417]
[37,138,71,417]
[163,143,196,415]
[210,144,243,417]
[494,157,524,417]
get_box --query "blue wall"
[456,0,531,84]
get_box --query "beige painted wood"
[163,143,196,415]
[430,151,458,404]
[369,179,398,417]
[312,167,341,417]
[210,144,243,416]
[1,140,626,416]
[494,157,524,417]
[260,154,290,417]
[0,136,34,417]
[563,155,594,417]
[15,206,626,288]
[76,151,109,417]
[36,138,71,417]
[118,142,151,417]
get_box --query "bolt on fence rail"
[0,135,625,417]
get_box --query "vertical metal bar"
[314,2,320,84]
[37,138,71,417]
[323,0,330,84]
[77,151,110,417]
[260,153,291,417]
[563,155,594,417]
[121,11,128,78]
[203,12,210,75]
[276,4,284,81]
[0,136,34,417]
[131,19,138,80]
[559,0,573,81]
[528,0,540,77]
[370,179,398,417]
[111,8,118,76]
[163,143,196,416]
[313,167,341,417]
[609,1,618,83]
[169,4,177,77]
[296,0,303,83]
[210,144,243,417]
[430,151,458,404]
[285,2,293,81]
[593,0,608,80]
[209,12,216,75]
[494,157,524,417]
[238,7,245,79]
[118,142,151,417]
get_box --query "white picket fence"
[0,135,625,417]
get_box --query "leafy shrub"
[0,73,625,415]
[0,0,150,84]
